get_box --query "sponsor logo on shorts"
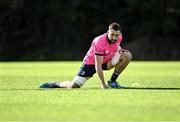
[80,71,85,76]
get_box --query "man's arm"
[95,55,108,89]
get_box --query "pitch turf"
[0,61,180,121]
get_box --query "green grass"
[0,61,180,121]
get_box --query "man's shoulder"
[94,33,107,43]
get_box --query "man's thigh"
[107,50,130,70]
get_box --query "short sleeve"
[94,38,106,56]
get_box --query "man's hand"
[101,84,109,89]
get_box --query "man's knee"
[126,51,132,61]
[122,51,132,62]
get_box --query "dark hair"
[109,22,121,31]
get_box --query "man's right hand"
[101,84,109,89]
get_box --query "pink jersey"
[83,33,123,65]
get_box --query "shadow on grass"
[88,87,180,90]
[0,88,44,91]
[123,87,180,90]
[0,87,180,90]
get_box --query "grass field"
[0,61,180,121]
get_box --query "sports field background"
[0,61,180,121]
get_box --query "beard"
[110,39,117,44]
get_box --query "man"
[40,22,132,89]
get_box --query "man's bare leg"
[59,81,80,88]
[39,80,80,88]
[39,75,89,89]
[107,51,132,88]
[114,51,132,73]
[108,51,132,70]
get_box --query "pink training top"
[83,33,123,65]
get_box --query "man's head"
[107,22,121,44]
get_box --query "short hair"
[108,22,121,31]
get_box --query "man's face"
[107,29,121,43]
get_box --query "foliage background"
[0,0,180,61]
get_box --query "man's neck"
[106,35,112,44]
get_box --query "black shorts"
[77,63,108,77]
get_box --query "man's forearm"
[95,65,106,87]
